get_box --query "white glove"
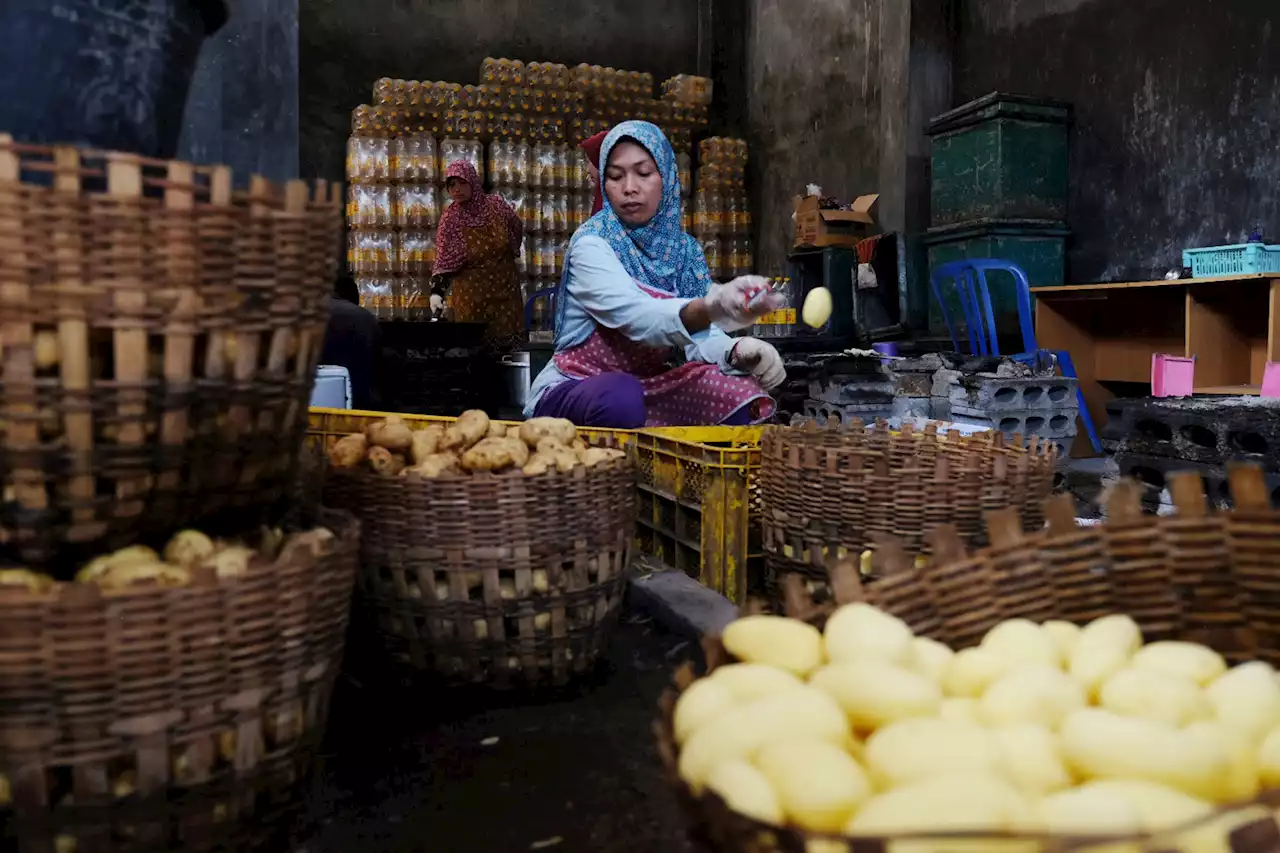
[730,338,786,390]
[704,275,780,331]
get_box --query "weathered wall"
[299,0,707,181]
[953,0,1280,283]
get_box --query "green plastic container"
[928,92,1072,227]
[925,219,1069,339]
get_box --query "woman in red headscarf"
[432,159,525,352]
[580,130,608,216]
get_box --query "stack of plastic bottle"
[692,137,753,281]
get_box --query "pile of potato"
[327,411,626,479]
[675,606,1280,844]
[0,526,334,594]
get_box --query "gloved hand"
[730,338,786,390]
[704,275,780,331]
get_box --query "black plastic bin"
[0,0,228,159]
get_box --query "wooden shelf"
[1194,385,1261,396]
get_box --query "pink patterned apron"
[554,281,776,426]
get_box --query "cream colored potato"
[1077,779,1213,832]
[674,678,738,745]
[1150,806,1272,853]
[942,647,1014,698]
[1069,614,1143,698]
[991,724,1072,795]
[1059,708,1231,800]
[1206,661,1280,746]
[1131,641,1227,687]
[518,417,577,448]
[410,425,445,464]
[163,529,215,568]
[1036,785,1143,835]
[809,659,941,732]
[1256,724,1280,788]
[755,739,871,833]
[1041,620,1082,659]
[1183,721,1259,803]
[1099,667,1213,727]
[864,718,1000,788]
[823,602,914,665]
[979,665,1086,730]
[801,287,834,329]
[678,686,849,790]
[705,760,784,826]
[846,773,1036,836]
[708,663,804,702]
[208,545,255,579]
[909,637,954,683]
[722,615,824,677]
[982,618,1061,668]
[366,417,413,451]
[939,697,981,724]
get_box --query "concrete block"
[1114,451,1280,512]
[1102,396,1280,469]
[930,397,952,420]
[808,378,895,406]
[805,399,892,426]
[628,569,737,639]
[893,353,946,373]
[948,376,1079,413]
[893,372,932,397]
[946,407,1080,439]
[891,396,932,419]
[931,368,963,397]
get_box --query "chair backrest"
[523,286,558,332]
[928,259,1037,356]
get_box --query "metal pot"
[500,351,531,409]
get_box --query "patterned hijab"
[433,159,522,276]
[573,121,711,300]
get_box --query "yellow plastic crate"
[306,407,638,452]
[633,426,762,604]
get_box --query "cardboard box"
[793,194,879,248]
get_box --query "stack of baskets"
[320,418,635,689]
[760,420,1058,603]
[0,137,357,851]
[655,464,1280,852]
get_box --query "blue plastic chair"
[929,259,1101,453]
[523,286,558,331]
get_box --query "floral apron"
[553,281,776,426]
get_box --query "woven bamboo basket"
[760,420,1057,605]
[0,508,359,852]
[323,456,635,688]
[0,136,344,568]
[655,464,1280,853]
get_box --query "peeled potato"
[674,678,738,745]
[76,545,161,583]
[801,286,833,329]
[163,529,215,568]
[1077,779,1213,832]
[1036,785,1143,835]
[864,717,1000,788]
[94,561,191,589]
[207,545,255,579]
[991,723,1072,795]
[705,760,783,826]
[754,739,871,833]
[942,647,1014,698]
[1069,614,1143,698]
[908,636,954,683]
[1183,721,1259,803]
[809,658,941,732]
[978,665,1086,730]
[847,773,1036,836]
[939,697,981,724]
[0,568,56,593]
[982,618,1061,668]
[1257,725,1280,789]
[1151,805,1273,853]
[823,602,914,666]
[708,663,804,702]
[1042,620,1082,659]
[1131,641,1227,687]
[1206,662,1280,747]
[1099,667,1213,727]
[722,615,824,677]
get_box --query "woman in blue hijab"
[524,121,785,428]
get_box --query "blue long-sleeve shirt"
[524,234,743,416]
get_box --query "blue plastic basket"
[1182,242,1280,278]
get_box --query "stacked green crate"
[926,93,1072,336]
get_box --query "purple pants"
[534,372,753,428]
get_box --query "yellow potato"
[1206,662,1280,746]
[531,569,549,593]
[522,452,554,476]
[823,602,914,666]
[1069,614,1143,698]
[1077,779,1213,832]
[846,773,1036,836]
[75,545,161,583]
[990,724,1072,795]
[1183,721,1259,803]
[722,615,824,677]
[705,760,784,826]
[674,678,738,745]
[809,659,942,732]
[864,718,1000,788]
[460,437,517,472]
[367,446,406,476]
[410,425,445,464]
[366,416,413,451]
[708,663,804,702]
[0,568,56,593]
[1041,620,1082,659]
[207,545,255,579]
[982,618,1061,668]
[1059,708,1231,800]
[939,697,981,724]
[942,647,1015,698]
[518,417,577,449]
[801,286,833,329]
[1256,724,1280,788]
[754,739,871,833]
[163,529,215,568]
[678,686,849,790]
[94,561,191,589]
[502,437,531,468]
[1036,785,1143,835]
[908,637,954,683]
[1099,667,1213,727]
[978,665,1086,730]
[327,433,367,468]
[405,452,458,479]
[580,447,625,467]
[487,419,509,439]
[441,409,490,452]
[1131,641,1227,687]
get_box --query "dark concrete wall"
[179,0,301,184]
[299,0,708,182]
[953,0,1280,283]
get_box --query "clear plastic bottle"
[705,183,724,237]
[677,151,692,198]
[701,237,722,281]
[528,190,543,232]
